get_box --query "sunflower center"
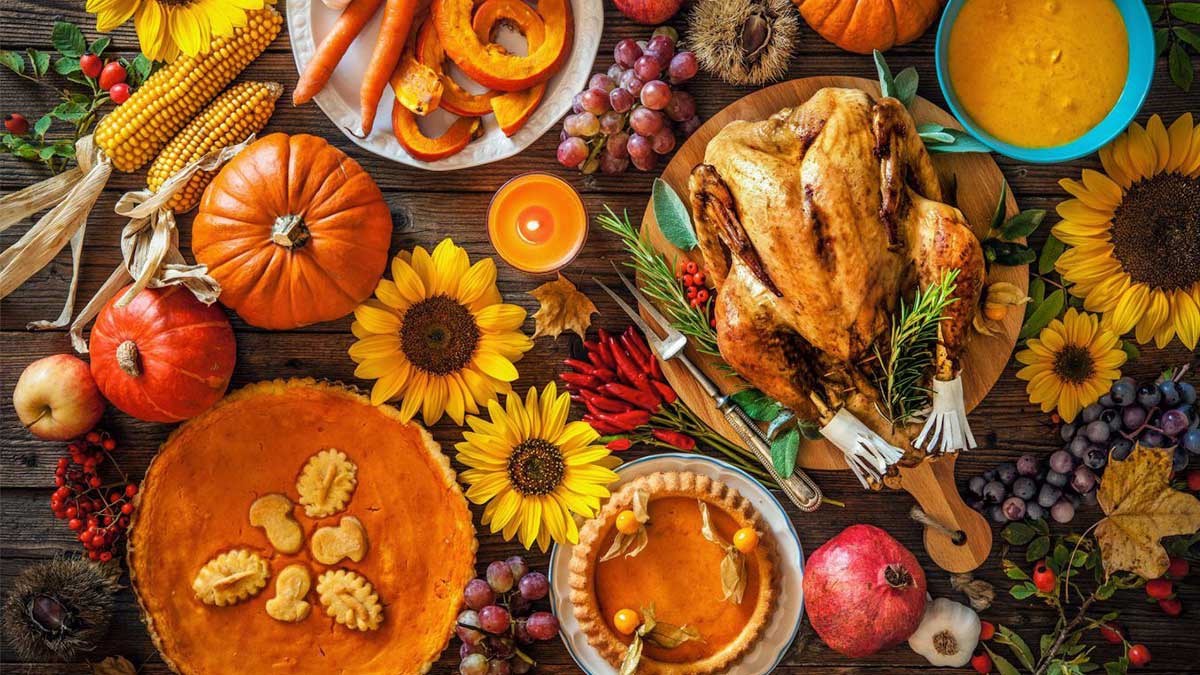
[1052,344,1096,384]
[507,439,565,496]
[1111,173,1200,291]
[400,295,480,375]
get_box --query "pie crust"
[128,379,477,675]
[568,471,777,674]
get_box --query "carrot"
[293,0,385,106]
[360,0,419,135]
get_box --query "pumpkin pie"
[568,471,777,674]
[128,379,477,675]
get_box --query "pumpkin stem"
[116,340,142,378]
[272,215,311,249]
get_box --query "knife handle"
[719,400,823,512]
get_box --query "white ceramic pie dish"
[548,453,806,675]
[286,0,602,170]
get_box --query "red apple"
[612,0,683,24]
[13,355,105,441]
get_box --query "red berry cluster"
[79,55,131,103]
[1145,557,1189,617]
[676,260,710,308]
[50,430,138,562]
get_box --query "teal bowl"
[935,0,1155,163]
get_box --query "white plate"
[286,0,602,170]
[548,453,806,675]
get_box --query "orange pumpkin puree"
[593,497,762,663]
[948,0,1128,148]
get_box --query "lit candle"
[488,173,587,274]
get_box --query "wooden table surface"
[2,1,1197,673]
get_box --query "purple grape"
[556,137,587,169]
[1050,499,1075,523]
[629,107,664,135]
[1110,437,1134,460]
[606,132,630,159]
[630,149,658,171]
[460,654,488,675]
[1138,385,1162,407]
[651,127,676,154]
[1084,420,1111,443]
[599,151,629,175]
[1081,403,1104,423]
[1037,483,1062,508]
[480,605,511,634]
[513,620,534,645]
[1101,407,1122,431]
[640,80,671,110]
[457,610,486,645]
[633,55,662,81]
[1012,476,1037,500]
[613,39,642,68]
[1142,430,1166,447]
[599,110,624,135]
[460,641,483,659]
[525,612,560,641]
[1162,409,1190,436]
[1069,435,1090,457]
[589,73,616,93]
[1173,446,1189,472]
[668,51,698,83]
[1179,382,1196,404]
[488,636,515,660]
[678,115,702,138]
[610,87,635,112]
[644,35,675,67]
[581,88,611,115]
[508,594,531,616]
[1016,454,1040,476]
[1001,497,1026,521]
[1083,447,1108,470]
[464,578,496,611]
[619,70,644,95]
[1160,381,1182,406]
[1111,380,1136,406]
[511,657,533,674]
[989,505,1007,523]
[1071,466,1096,493]
[968,475,987,496]
[627,133,653,160]
[1099,393,1115,408]
[1081,488,1098,506]
[488,659,512,675]
[1045,469,1068,487]
[664,90,696,122]
[487,561,515,593]
[1060,422,1077,442]
[1122,405,1147,430]
[571,92,585,113]
[1026,502,1046,520]
[983,469,998,482]
[518,572,549,601]
[1049,450,1075,474]
[996,461,1018,484]
[607,63,624,80]
[982,480,1007,502]
[1184,429,1200,454]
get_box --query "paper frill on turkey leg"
[914,376,977,454]
[819,408,906,489]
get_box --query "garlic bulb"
[322,0,352,9]
[907,597,980,667]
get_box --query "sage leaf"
[989,183,1009,232]
[1103,657,1129,675]
[1169,2,1200,23]
[51,21,87,58]
[1000,209,1046,241]
[770,427,800,479]
[1176,26,1200,52]
[1039,235,1066,274]
[652,178,698,251]
[1169,41,1194,91]
[731,388,782,422]
[985,646,1023,675]
[894,67,919,107]
[873,49,896,99]
[0,49,24,74]
[923,128,992,153]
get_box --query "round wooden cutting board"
[638,76,1026,572]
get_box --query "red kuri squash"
[794,0,940,54]
[89,285,236,423]
[191,133,393,330]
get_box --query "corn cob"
[94,8,282,173]
[146,81,282,213]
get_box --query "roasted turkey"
[688,88,985,457]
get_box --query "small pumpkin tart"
[568,471,777,674]
[129,379,477,675]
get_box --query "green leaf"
[1103,657,1129,675]
[89,36,112,56]
[0,49,24,74]
[1177,26,1200,52]
[38,145,56,160]
[1095,580,1117,600]
[1026,535,1052,562]
[33,114,52,139]
[1169,2,1200,23]
[27,49,49,77]
[1003,560,1030,580]
[51,21,87,58]
[127,53,155,86]
[652,178,698,251]
[995,626,1036,670]
[1148,4,1165,21]
[985,646,1023,675]
[770,428,799,478]
[1000,209,1046,241]
[1011,582,1038,599]
[54,56,82,75]
[50,101,87,123]
[1156,27,1171,56]
[1120,340,1140,362]
[924,128,992,153]
[989,183,1009,232]
[1039,235,1066,274]
[1040,633,1055,659]
[1019,289,1065,339]
[52,140,75,158]
[894,67,919,107]
[873,49,896,99]
[1169,41,1194,91]
[730,389,782,422]
[984,239,1039,266]
[1003,521,1036,545]
[1030,277,1047,308]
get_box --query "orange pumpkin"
[794,0,941,54]
[89,285,236,423]
[392,103,482,161]
[473,0,547,137]
[432,0,572,91]
[192,134,393,330]
[416,16,497,117]
[391,52,444,116]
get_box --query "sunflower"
[1052,114,1200,350]
[87,0,271,62]
[349,239,533,426]
[1015,308,1127,423]
[456,384,621,552]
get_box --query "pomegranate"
[803,524,927,657]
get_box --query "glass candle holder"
[487,172,587,274]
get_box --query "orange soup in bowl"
[947,0,1129,148]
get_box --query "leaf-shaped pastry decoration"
[1096,445,1200,578]
[698,501,748,604]
[296,448,357,518]
[529,274,598,340]
[316,569,384,631]
[618,604,701,675]
[193,549,269,606]
[601,489,651,562]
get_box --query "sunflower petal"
[1173,289,1200,350]
[1146,115,1171,174]
[1102,283,1148,335]
[354,300,401,334]
[1166,113,1195,172]
[475,304,528,332]
[474,350,520,382]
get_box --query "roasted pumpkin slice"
[432,0,572,92]
[416,16,496,117]
[391,52,443,116]
[392,102,482,161]
[472,0,547,136]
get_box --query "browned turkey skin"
[688,88,984,445]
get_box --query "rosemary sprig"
[873,269,960,427]
[597,206,721,356]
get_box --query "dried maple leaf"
[1096,445,1200,578]
[529,274,597,339]
[91,656,136,675]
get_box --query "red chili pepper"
[652,429,696,451]
[610,338,645,385]
[597,339,618,373]
[584,340,615,369]
[623,326,653,361]
[593,410,652,431]
[591,367,618,382]
[561,372,600,390]
[619,333,651,373]
[648,354,664,381]
[651,380,677,404]
[564,358,598,375]
[632,374,663,404]
[601,383,661,412]
[581,390,634,413]
[606,438,633,451]
[584,415,624,435]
